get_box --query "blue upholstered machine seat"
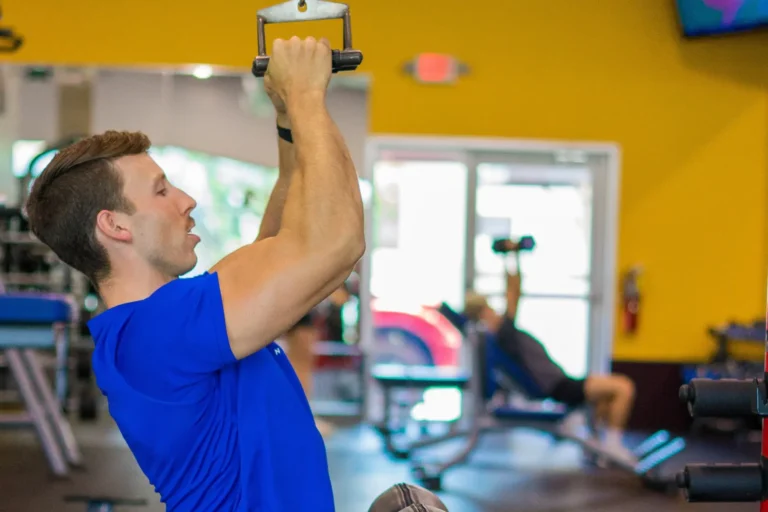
[483,331,571,421]
[372,363,471,389]
[0,295,72,349]
[0,293,82,477]
[0,295,71,325]
[491,405,568,422]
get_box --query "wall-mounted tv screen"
[677,0,768,36]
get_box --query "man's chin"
[175,254,199,278]
[186,255,199,273]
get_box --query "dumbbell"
[492,236,536,254]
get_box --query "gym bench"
[372,308,686,493]
[372,364,470,459]
[0,294,83,477]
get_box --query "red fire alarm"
[403,53,469,84]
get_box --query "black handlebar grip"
[252,57,270,78]
[677,463,763,502]
[333,49,363,71]
[252,49,363,78]
[679,378,756,418]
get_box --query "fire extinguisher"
[621,266,642,335]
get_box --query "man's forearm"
[256,113,296,241]
[279,94,364,263]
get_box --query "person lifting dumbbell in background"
[324,282,352,341]
[25,36,364,511]
[281,282,350,437]
[463,237,637,462]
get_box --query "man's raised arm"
[255,109,295,242]
[505,253,522,322]
[212,36,365,360]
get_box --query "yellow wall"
[5,1,768,362]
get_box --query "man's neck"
[99,269,176,309]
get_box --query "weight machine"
[374,306,686,492]
[676,311,768,508]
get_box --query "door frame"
[359,135,622,418]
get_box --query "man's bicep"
[213,235,348,360]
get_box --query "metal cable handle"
[251,0,363,78]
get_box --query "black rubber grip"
[679,378,755,417]
[677,463,763,502]
[252,49,363,78]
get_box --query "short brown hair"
[26,130,151,284]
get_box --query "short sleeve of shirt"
[116,272,237,400]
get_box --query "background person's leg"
[284,324,318,399]
[584,374,636,457]
[584,374,635,430]
[592,398,611,429]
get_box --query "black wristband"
[277,125,293,143]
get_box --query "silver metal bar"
[475,290,596,301]
[22,349,83,466]
[257,17,267,57]
[464,155,478,294]
[0,412,33,425]
[342,12,352,49]
[407,429,471,451]
[411,326,487,475]
[418,417,499,476]
[5,348,69,477]
[54,324,69,408]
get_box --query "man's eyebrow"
[152,173,168,187]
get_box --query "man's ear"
[95,210,132,243]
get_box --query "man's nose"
[180,190,197,213]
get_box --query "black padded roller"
[679,378,756,417]
[677,463,763,502]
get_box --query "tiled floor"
[0,414,758,512]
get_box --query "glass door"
[471,161,596,378]
[362,156,470,424]
[361,137,620,425]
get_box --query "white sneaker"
[599,437,637,467]
[560,411,590,438]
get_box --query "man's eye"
[158,188,167,196]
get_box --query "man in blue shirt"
[25,36,365,511]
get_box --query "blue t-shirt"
[88,272,334,511]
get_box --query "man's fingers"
[318,37,331,49]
